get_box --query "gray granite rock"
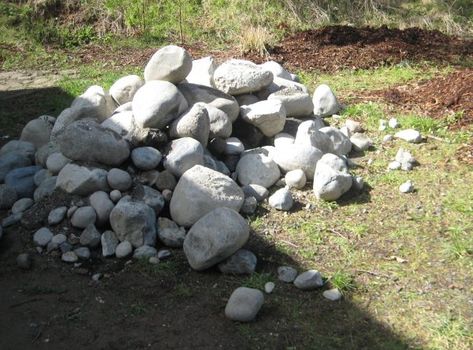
[218,249,257,274]
[293,270,324,290]
[225,287,264,322]
[71,206,97,229]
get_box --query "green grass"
[241,272,273,290]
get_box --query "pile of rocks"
[0,45,422,321]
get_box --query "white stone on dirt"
[11,198,34,214]
[236,153,280,188]
[240,100,286,137]
[20,116,55,149]
[395,129,422,143]
[323,288,342,301]
[285,169,306,189]
[169,103,211,146]
[80,224,101,248]
[395,148,417,170]
[388,161,401,170]
[268,87,313,118]
[350,133,373,152]
[57,164,109,196]
[48,206,68,225]
[133,245,158,259]
[115,241,133,258]
[399,180,414,193]
[213,59,273,95]
[71,206,97,229]
[16,253,32,270]
[264,282,275,294]
[132,80,188,129]
[109,197,156,248]
[183,207,249,270]
[157,217,186,248]
[107,168,132,191]
[313,153,353,201]
[57,120,130,166]
[101,230,119,257]
[163,137,204,178]
[312,84,341,117]
[131,147,162,171]
[225,287,264,322]
[62,251,78,263]
[46,152,71,175]
[33,227,53,247]
[273,143,323,180]
[74,247,91,260]
[388,117,399,128]
[170,165,244,227]
[268,188,293,211]
[144,45,192,83]
[109,75,144,105]
[218,249,257,274]
[185,56,216,87]
[278,266,298,283]
[294,270,324,290]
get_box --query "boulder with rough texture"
[218,249,257,274]
[169,103,210,146]
[278,266,298,283]
[170,165,244,227]
[109,197,156,248]
[185,56,216,87]
[132,80,188,129]
[56,164,109,196]
[268,88,313,117]
[109,75,144,105]
[163,137,204,178]
[57,120,130,166]
[213,59,273,95]
[5,165,41,198]
[144,45,192,83]
[313,154,353,201]
[157,217,186,248]
[20,115,55,149]
[273,143,323,180]
[312,84,341,117]
[236,153,280,188]
[183,207,249,270]
[177,83,239,122]
[240,100,286,137]
[319,127,352,156]
[225,287,264,322]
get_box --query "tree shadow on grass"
[0,87,73,144]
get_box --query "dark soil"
[267,25,473,72]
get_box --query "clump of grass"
[445,226,473,260]
[242,272,273,290]
[238,25,274,56]
[328,271,355,293]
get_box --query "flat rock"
[11,198,34,214]
[133,245,158,259]
[240,100,286,137]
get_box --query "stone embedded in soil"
[115,241,133,259]
[225,287,264,322]
[33,227,53,247]
[133,245,158,259]
[48,206,68,225]
[278,266,298,283]
[217,249,257,275]
[293,270,324,290]
[323,288,342,301]
[131,146,162,171]
[157,217,186,248]
[62,251,78,263]
[71,206,97,229]
[399,180,414,193]
[89,191,115,227]
[74,246,91,260]
[16,253,32,270]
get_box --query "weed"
[445,226,473,260]
[329,271,355,293]
[242,273,273,290]
[238,26,274,56]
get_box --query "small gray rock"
[33,176,57,202]
[115,241,133,258]
[71,206,97,229]
[62,251,78,263]
[268,188,293,211]
[154,170,177,191]
[285,169,306,189]
[323,288,342,301]
[164,137,204,178]
[101,230,119,257]
[11,198,34,214]
[33,169,51,187]
[225,287,264,322]
[57,164,108,196]
[107,168,132,191]
[33,227,53,247]
[2,212,22,227]
[241,196,258,215]
[133,245,158,259]
[74,247,91,260]
[80,224,101,248]
[278,266,298,283]
[293,270,324,290]
[51,234,67,245]
[394,129,422,143]
[48,206,67,225]
[350,133,372,152]
[131,147,162,170]
[218,249,257,274]
[399,180,414,193]
[157,217,186,248]
[110,189,122,203]
[241,184,269,202]
[264,282,275,294]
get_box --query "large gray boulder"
[183,207,249,270]
[236,153,280,188]
[4,165,41,198]
[212,59,273,95]
[273,143,323,180]
[109,196,157,248]
[57,120,130,166]
[169,103,210,146]
[163,137,204,178]
[319,127,352,156]
[170,165,244,227]
[177,83,239,122]
[109,75,144,105]
[313,153,353,201]
[312,84,341,117]
[240,100,286,137]
[144,45,192,83]
[56,164,109,196]
[132,80,188,129]
[267,88,313,117]
[20,115,55,149]
[185,56,216,87]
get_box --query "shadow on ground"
[0,87,73,144]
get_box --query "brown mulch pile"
[267,25,473,72]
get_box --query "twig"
[279,239,299,248]
[426,134,446,142]
[356,269,391,279]
[328,228,348,239]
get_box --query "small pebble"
[264,282,275,294]
[323,288,342,301]
[399,180,414,193]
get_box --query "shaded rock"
[20,116,54,149]
[11,198,34,214]
[0,184,17,209]
[278,266,298,283]
[157,217,186,248]
[89,191,114,227]
[48,206,67,225]
[17,253,32,270]
[62,251,78,263]
[71,206,97,229]
[80,224,101,248]
[46,152,71,174]
[110,189,122,203]
[0,140,35,160]
[294,270,324,290]
[204,104,232,138]
[323,288,342,301]
[218,249,257,274]
[74,247,91,260]
[33,169,51,187]
[224,137,245,155]
[319,127,351,156]
[350,133,373,152]
[154,170,177,191]
[35,142,59,167]
[241,184,269,202]
[170,165,244,227]
[139,185,165,215]
[241,196,257,215]
[169,103,210,146]
[0,152,32,183]
[5,165,41,198]
[164,137,204,177]
[101,230,119,257]
[225,287,264,322]
[2,212,22,227]
[115,240,133,258]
